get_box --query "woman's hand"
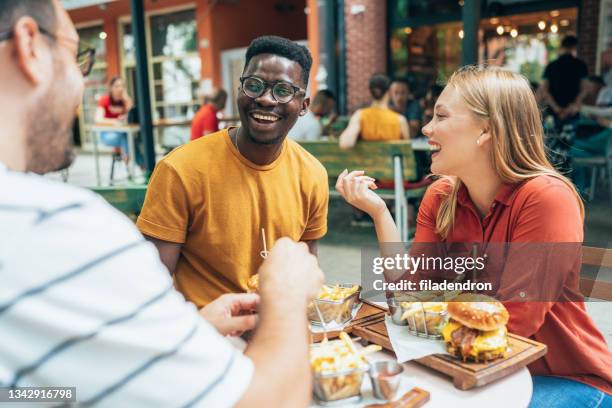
[336,169,387,218]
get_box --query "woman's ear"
[477,127,492,146]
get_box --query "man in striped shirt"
[0,1,324,407]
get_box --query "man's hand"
[565,103,580,117]
[258,237,324,302]
[336,169,387,218]
[199,293,259,336]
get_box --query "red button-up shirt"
[415,175,612,394]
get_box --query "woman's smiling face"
[421,85,489,176]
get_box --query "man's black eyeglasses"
[240,76,306,104]
[0,26,96,77]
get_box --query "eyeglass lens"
[243,77,296,103]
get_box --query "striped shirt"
[0,162,253,407]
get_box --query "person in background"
[310,89,337,134]
[571,104,612,195]
[95,76,139,165]
[389,78,422,138]
[336,65,611,407]
[288,91,322,141]
[0,2,324,406]
[421,83,443,125]
[593,71,612,107]
[339,73,409,149]
[583,75,606,106]
[539,35,589,123]
[190,88,227,141]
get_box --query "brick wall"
[578,0,601,74]
[344,0,387,112]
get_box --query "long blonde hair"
[435,65,584,238]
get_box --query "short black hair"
[561,35,578,49]
[369,73,391,100]
[316,89,336,100]
[0,0,57,35]
[391,77,411,88]
[244,35,312,86]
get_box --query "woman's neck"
[371,99,388,109]
[460,168,504,218]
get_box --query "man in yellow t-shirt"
[137,36,329,307]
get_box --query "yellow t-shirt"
[360,107,402,141]
[136,129,329,307]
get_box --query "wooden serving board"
[351,307,547,390]
[310,302,386,343]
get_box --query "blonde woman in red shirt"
[337,65,611,407]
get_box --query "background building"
[63,0,610,143]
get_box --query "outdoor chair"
[572,134,612,202]
[109,146,125,186]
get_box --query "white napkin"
[310,303,363,333]
[384,316,447,362]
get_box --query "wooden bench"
[91,185,146,217]
[299,140,429,241]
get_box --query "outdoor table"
[310,342,532,408]
[154,118,192,127]
[310,301,533,407]
[153,119,191,152]
[88,124,140,186]
[228,328,532,408]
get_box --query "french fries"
[317,284,360,301]
[399,301,448,336]
[245,277,359,302]
[310,332,382,402]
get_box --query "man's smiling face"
[237,53,309,145]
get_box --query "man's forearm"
[542,90,561,112]
[238,297,311,408]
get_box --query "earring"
[476,139,481,146]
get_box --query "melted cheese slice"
[442,321,508,357]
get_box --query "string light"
[510,28,518,38]
[496,25,504,35]
[538,20,546,30]
[99,31,107,40]
[550,10,560,17]
[490,18,499,25]
[459,29,464,39]
[550,23,558,33]
[560,19,570,27]
[404,27,412,34]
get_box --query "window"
[480,8,577,84]
[149,9,200,120]
[390,7,578,87]
[391,22,462,93]
[120,9,200,121]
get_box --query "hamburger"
[441,294,509,362]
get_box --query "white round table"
[311,347,532,408]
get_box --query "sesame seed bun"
[447,293,509,332]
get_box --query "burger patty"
[446,345,506,362]
[450,325,479,357]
